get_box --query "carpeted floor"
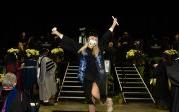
[39,102,169,112]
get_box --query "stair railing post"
[104,60,110,95]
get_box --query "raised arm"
[99,16,119,49]
[51,27,80,53]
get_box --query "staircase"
[57,63,85,101]
[115,64,155,103]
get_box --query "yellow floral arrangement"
[126,49,143,59]
[163,49,178,56]
[7,48,19,54]
[26,49,39,58]
[51,48,64,54]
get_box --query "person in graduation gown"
[51,17,118,112]
[153,58,170,109]
[37,48,57,105]
[167,58,179,112]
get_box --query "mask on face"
[88,37,98,47]
[88,39,97,47]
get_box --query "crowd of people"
[0,31,59,111]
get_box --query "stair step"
[66,73,78,75]
[119,78,141,80]
[116,67,135,69]
[67,69,79,71]
[123,92,148,94]
[117,70,136,72]
[120,82,143,84]
[118,74,138,76]
[66,76,78,79]
[63,85,83,88]
[123,87,145,89]
[125,97,152,100]
[68,66,79,68]
[61,90,84,93]
[59,96,86,99]
[64,81,81,83]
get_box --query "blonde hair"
[92,45,100,57]
[2,72,17,87]
[78,44,100,57]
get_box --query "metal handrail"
[115,66,126,103]
[57,62,69,101]
[133,64,156,103]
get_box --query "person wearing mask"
[51,17,118,112]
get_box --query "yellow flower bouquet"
[7,48,19,54]
[26,49,39,58]
[126,49,145,65]
[51,48,64,62]
[163,49,178,56]
[126,49,143,59]
[51,48,64,54]
[163,49,178,61]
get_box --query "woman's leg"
[95,77,113,112]
[88,82,99,112]
[91,82,100,100]
[83,79,96,112]
[88,82,100,112]
[92,82,113,112]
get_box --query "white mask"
[88,39,97,47]
[88,36,98,48]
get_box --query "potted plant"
[126,49,145,65]
[51,47,64,63]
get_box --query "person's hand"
[51,27,62,38]
[51,27,59,35]
[112,16,119,26]
[109,16,119,32]
[84,42,89,48]
[77,42,88,54]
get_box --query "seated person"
[1,72,31,112]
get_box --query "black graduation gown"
[55,30,112,104]
[155,62,170,107]
[167,60,179,112]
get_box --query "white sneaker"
[106,98,113,112]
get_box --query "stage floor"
[39,101,169,112]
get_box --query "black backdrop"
[0,16,179,49]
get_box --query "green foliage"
[137,66,145,78]
[112,93,124,104]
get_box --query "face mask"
[88,39,97,48]
[88,36,98,48]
